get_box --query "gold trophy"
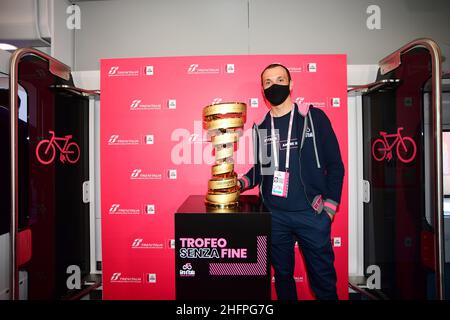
[203,102,247,208]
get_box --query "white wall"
[51,0,74,68]
[73,0,450,70]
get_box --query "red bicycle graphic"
[372,127,417,163]
[35,131,80,165]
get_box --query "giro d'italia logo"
[331,97,340,107]
[307,63,317,72]
[145,204,155,214]
[145,65,154,76]
[179,263,196,277]
[146,273,157,283]
[226,64,235,73]
[145,135,154,144]
[168,99,177,109]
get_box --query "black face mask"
[263,84,290,106]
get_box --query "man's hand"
[238,180,243,191]
[323,201,336,223]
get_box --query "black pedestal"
[175,195,271,300]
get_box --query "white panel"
[71,70,100,90]
[0,1,39,40]
[18,271,27,300]
[51,0,74,68]
[0,233,10,300]
[38,0,52,39]
[95,218,102,262]
[445,218,450,263]
[69,70,102,268]
[95,98,102,262]
[347,64,378,277]
[0,288,10,300]
[347,65,379,86]
[347,95,362,277]
[94,99,101,220]
[0,49,11,75]
[0,0,52,47]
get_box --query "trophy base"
[204,200,239,209]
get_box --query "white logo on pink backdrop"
[110,273,142,284]
[131,238,164,249]
[287,66,302,73]
[108,66,119,75]
[110,273,121,281]
[187,63,220,74]
[226,64,235,73]
[307,63,317,72]
[108,134,140,145]
[108,204,141,215]
[107,66,139,77]
[130,99,161,110]
[130,169,162,180]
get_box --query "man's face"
[261,66,291,90]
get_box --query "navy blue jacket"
[239,103,345,215]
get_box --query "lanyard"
[270,105,295,172]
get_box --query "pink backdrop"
[100,54,348,300]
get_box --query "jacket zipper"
[252,123,257,187]
[298,112,314,210]
[254,125,266,206]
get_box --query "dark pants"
[271,208,338,300]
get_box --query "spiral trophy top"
[203,102,247,209]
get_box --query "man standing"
[238,64,344,300]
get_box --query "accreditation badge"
[271,170,289,198]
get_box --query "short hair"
[260,63,292,84]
